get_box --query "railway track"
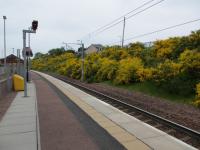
[49,73,200,148]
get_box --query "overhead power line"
[89,0,155,34]
[126,0,165,20]
[81,0,163,40]
[94,0,165,36]
[110,18,200,45]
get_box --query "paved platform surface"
[0,82,38,150]
[35,71,197,150]
[32,72,125,150]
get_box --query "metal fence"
[0,64,24,78]
[0,67,6,80]
[0,67,4,74]
[0,64,24,99]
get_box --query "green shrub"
[114,57,143,84]
[193,83,200,107]
[96,58,118,81]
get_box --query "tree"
[34,52,44,59]
[77,47,86,52]
[100,47,129,61]
[48,48,65,56]
[65,50,75,54]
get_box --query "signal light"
[32,20,38,31]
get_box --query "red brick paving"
[32,73,100,150]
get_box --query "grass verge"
[102,81,195,104]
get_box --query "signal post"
[23,20,38,97]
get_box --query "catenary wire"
[93,0,165,37]
[81,0,158,40]
[109,18,200,45]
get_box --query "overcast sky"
[0,0,200,57]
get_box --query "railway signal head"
[32,20,38,31]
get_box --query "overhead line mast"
[121,17,126,48]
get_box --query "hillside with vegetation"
[32,30,200,107]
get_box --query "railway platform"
[0,82,39,150]
[0,71,197,150]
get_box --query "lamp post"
[3,16,7,72]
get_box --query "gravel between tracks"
[58,75,200,132]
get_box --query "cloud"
[0,0,199,57]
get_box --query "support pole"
[17,49,20,74]
[27,27,31,82]
[29,57,32,81]
[81,42,84,82]
[22,21,37,96]
[26,58,29,82]
[28,27,31,47]
[23,30,27,97]
[3,16,7,73]
[121,17,126,48]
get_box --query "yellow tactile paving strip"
[35,71,151,150]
